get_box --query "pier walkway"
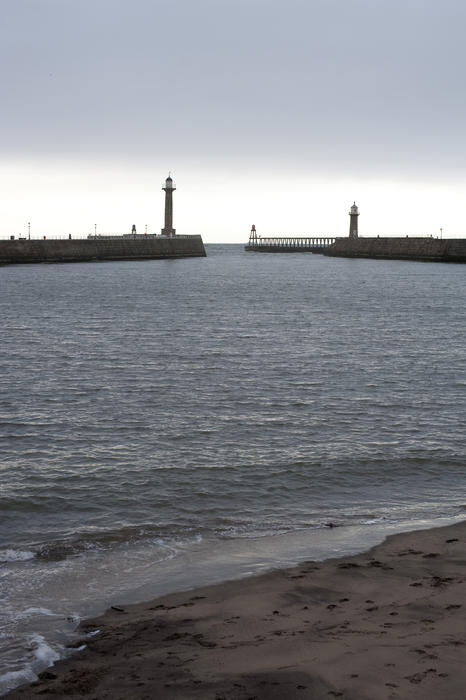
[245,236,337,252]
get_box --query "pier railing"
[86,234,198,240]
[3,234,200,241]
[245,236,338,251]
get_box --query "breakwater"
[0,235,206,265]
[324,237,466,263]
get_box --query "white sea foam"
[30,635,60,666]
[360,516,388,525]
[0,635,62,695]
[0,668,37,695]
[20,607,60,619]
[0,550,35,563]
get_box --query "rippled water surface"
[1,244,466,691]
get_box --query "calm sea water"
[1,244,466,692]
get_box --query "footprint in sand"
[405,668,437,684]
[397,549,423,556]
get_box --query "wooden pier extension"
[245,235,337,252]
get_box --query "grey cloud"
[1,0,466,177]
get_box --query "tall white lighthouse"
[349,202,359,239]
[161,175,176,236]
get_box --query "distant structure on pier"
[161,174,176,237]
[0,171,207,263]
[244,198,466,263]
[246,202,360,253]
[245,226,336,252]
[349,202,359,239]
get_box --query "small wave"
[33,525,206,562]
[30,634,60,666]
[36,543,82,562]
[0,668,37,695]
[359,516,388,525]
[15,608,60,621]
[0,549,35,563]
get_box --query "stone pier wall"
[0,236,206,265]
[325,237,466,263]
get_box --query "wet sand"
[7,520,466,699]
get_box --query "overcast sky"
[1,0,466,241]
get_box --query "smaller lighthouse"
[349,202,359,239]
[161,174,176,236]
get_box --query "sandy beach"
[6,520,466,699]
